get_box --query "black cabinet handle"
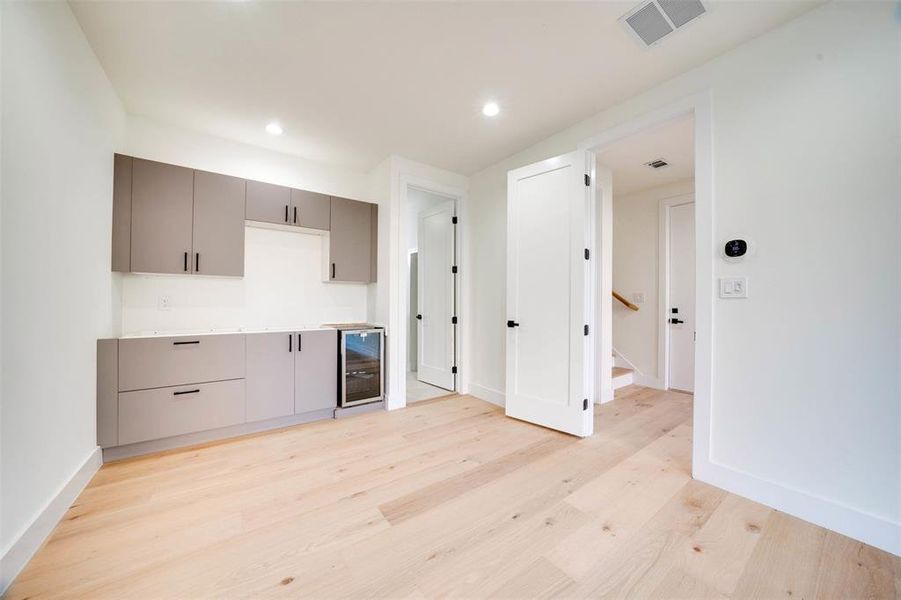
[173,340,200,345]
[416,314,422,320]
[331,263,336,279]
[507,320,520,328]
[183,252,188,272]
[285,205,289,222]
[195,252,199,273]
[173,389,200,396]
[289,334,292,352]
[294,206,297,224]
[297,333,302,351]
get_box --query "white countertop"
[119,325,333,339]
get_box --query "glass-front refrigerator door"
[341,329,384,406]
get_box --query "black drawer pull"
[173,389,200,396]
[173,340,200,345]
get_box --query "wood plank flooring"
[8,386,899,599]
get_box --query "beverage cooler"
[338,327,384,407]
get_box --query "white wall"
[121,227,367,334]
[0,0,125,585]
[119,116,373,334]
[467,2,899,553]
[612,180,694,384]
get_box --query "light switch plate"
[719,277,748,298]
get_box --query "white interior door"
[417,200,456,390]
[506,152,592,437]
[668,202,695,392]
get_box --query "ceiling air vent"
[621,0,707,48]
[646,159,669,169]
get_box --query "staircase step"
[612,367,634,390]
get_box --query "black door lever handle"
[670,318,684,324]
[507,320,520,328]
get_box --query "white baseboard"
[633,374,664,389]
[468,383,505,407]
[0,446,102,594]
[694,457,900,557]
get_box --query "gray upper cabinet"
[246,180,291,225]
[193,171,246,277]
[111,155,132,272]
[246,332,295,423]
[291,189,330,230]
[130,158,195,274]
[295,330,338,414]
[329,197,373,283]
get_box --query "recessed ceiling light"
[265,122,283,136]
[482,102,500,117]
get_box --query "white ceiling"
[597,113,694,195]
[70,1,819,175]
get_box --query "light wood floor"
[9,387,899,599]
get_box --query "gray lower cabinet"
[329,197,374,283]
[118,334,245,392]
[119,379,245,445]
[246,332,295,422]
[193,171,246,277]
[246,180,291,225]
[295,330,338,413]
[130,158,195,274]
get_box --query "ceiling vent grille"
[621,0,707,48]
[645,159,669,169]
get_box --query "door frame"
[395,177,467,408]
[658,195,696,391]
[577,92,713,476]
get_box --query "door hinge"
[584,324,589,336]
[584,248,590,260]
[584,174,591,187]
[451,316,458,325]
[451,265,458,274]
[452,366,458,374]
[452,216,458,225]
[583,398,589,410]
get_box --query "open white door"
[417,200,456,390]
[506,152,592,437]
[667,201,695,392]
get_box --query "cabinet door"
[193,170,246,277]
[295,330,338,413]
[329,197,372,283]
[291,189,330,230]
[111,154,132,272]
[130,158,194,274]
[246,180,291,225]
[246,333,295,423]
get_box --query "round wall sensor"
[721,238,753,262]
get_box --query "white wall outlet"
[631,292,645,304]
[158,295,171,311]
[719,277,748,298]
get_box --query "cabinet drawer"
[119,334,245,391]
[118,379,245,445]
